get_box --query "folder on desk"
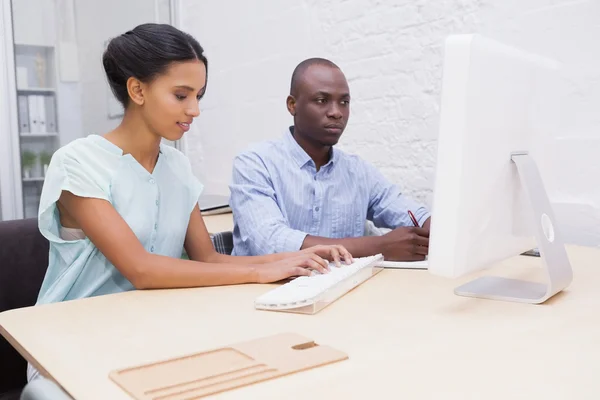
[109,333,348,399]
[198,194,231,216]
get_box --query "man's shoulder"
[335,147,371,169]
[234,137,286,165]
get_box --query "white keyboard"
[255,254,384,313]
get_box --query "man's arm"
[301,226,429,261]
[364,160,431,229]
[303,160,432,261]
[300,234,386,258]
[229,151,308,255]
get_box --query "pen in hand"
[408,210,419,227]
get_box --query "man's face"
[287,65,350,147]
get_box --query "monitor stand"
[454,152,573,304]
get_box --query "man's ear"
[286,95,297,116]
[127,77,145,106]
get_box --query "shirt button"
[149,178,155,184]
[154,223,158,229]
[151,246,154,252]
[315,206,320,212]
[155,200,159,206]
[313,176,317,181]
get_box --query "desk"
[202,212,233,234]
[1,245,599,399]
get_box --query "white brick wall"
[181,0,600,246]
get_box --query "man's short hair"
[290,58,340,96]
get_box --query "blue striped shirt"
[229,127,430,256]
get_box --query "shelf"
[17,87,56,94]
[22,177,45,183]
[20,132,58,137]
[14,43,55,49]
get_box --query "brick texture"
[181,0,600,246]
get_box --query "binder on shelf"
[27,95,38,134]
[36,95,47,134]
[45,95,57,133]
[17,95,30,133]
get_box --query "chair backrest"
[211,231,233,255]
[0,218,49,396]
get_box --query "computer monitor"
[427,34,573,304]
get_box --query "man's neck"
[291,127,331,171]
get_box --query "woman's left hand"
[301,245,353,268]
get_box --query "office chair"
[0,218,49,400]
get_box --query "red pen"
[408,210,419,227]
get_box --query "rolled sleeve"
[364,160,430,229]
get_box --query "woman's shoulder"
[51,135,122,165]
[45,135,125,190]
[55,135,127,173]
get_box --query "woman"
[28,24,351,381]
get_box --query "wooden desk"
[202,212,233,234]
[2,245,599,399]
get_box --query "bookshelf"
[14,43,59,218]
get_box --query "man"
[229,58,431,261]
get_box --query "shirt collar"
[283,126,339,169]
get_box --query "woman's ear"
[127,77,145,106]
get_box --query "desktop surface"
[1,245,599,399]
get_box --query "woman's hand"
[255,252,331,283]
[300,244,353,267]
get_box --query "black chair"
[0,219,49,400]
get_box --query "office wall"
[74,0,170,138]
[10,0,170,147]
[181,0,600,246]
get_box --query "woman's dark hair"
[102,23,208,108]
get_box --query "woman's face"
[140,59,207,142]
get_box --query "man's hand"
[378,226,429,261]
[301,244,353,267]
[422,217,431,232]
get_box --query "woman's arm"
[59,191,330,289]
[184,205,353,267]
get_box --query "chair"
[0,219,49,400]
[211,231,234,255]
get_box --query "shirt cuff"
[276,229,308,253]
[415,208,431,227]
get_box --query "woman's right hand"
[255,252,331,283]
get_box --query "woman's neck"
[104,111,162,173]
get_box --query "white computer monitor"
[427,34,573,304]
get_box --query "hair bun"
[101,23,207,108]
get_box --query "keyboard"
[255,254,384,314]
